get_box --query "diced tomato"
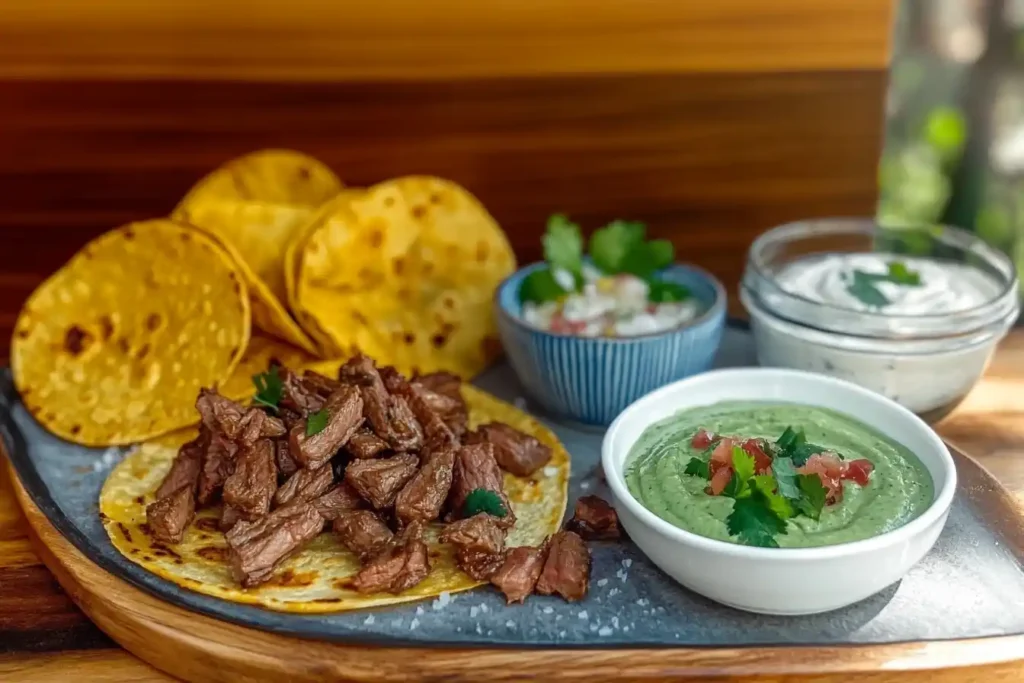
[707,466,733,496]
[550,313,587,335]
[691,428,717,450]
[799,453,845,504]
[709,437,736,477]
[740,438,773,474]
[842,459,874,487]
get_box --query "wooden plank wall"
[0,0,894,357]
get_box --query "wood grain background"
[0,0,893,360]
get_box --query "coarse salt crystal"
[589,623,598,632]
[543,607,554,614]
[608,588,619,597]
[416,606,424,616]
[636,598,648,607]
[410,618,419,630]
[612,617,619,628]
[364,615,375,625]
[622,559,633,568]
[543,466,558,478]
[505,620,516,628]
[598,627,613,636]
[432,592,451,610]
[581,481,591,490]
[470,606,479,618]
[476,624,483,634]
[623,626,630,632]
[559,630,567,638]
[480,603,489,613]
[597,578,608,587]
[577,610,589,620]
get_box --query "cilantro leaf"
[726,488,788,548]
[684,457,710,480]
[463,488,508,518]
[647,279,691,303]
[619,239,675,279]
[252,366,283,412]
[886,260,922,286]
[519,267,567,305]
[846,271,891,308]
[589,220,646,273]
[306,408,330,436]
[722,472,746,498]
[769,456,801,500]
[794,474,828,520]
[645,239,675,270]
[731,445,756,487]
[775,426,806,454]
[542,214,584,278]
[752,474,794,520]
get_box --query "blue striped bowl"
[494,262,727,426]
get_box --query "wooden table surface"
[0,329,1020,682]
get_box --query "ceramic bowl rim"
[494,261,727,343]
[601,366,957,560]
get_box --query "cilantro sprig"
[305,408,330,436]
[682,427,840,547]
[845,260,922,308]
[252,366,283,412]
[463,488,508,518]
[519,214,691,305]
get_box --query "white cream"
[775,254,1001,315]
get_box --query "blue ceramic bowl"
[494,262,727,426]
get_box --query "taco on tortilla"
[100,354,569,612]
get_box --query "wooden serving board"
[6,447,1024,682]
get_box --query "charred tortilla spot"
[441,296,455,310]
[99,315,115,340]
[63,325,91,356]
[116,522,133,543]
[476,241,490,262]
[15,327,30,339]
[134,495,145,505]
[197,546,228,562]
[298,166,311,180]
[393,258,405,275]
[404,332,416,345]
[232,280,242,296]
[117,337,131,354]
[123,228,136,240]
[429,193,442,205]
[432,333,447,349]
[70,424,81,435]
[369,230,383,248]
[383,195,396,208]
[136,343,151,360]
[180,231,191,241]
[352,311,368,325]
[332,578,354,590]
[145,313,162,331]
[194,518,219,533]
[411,205,427,219]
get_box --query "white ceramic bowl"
[601,367,957,615]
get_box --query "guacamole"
[623,401,934,548]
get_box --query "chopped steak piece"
[222,439,277,521]
[236,408,287,446]
[449,443,516,528]
[344,453,419,510]
[301,370,343,397]
[347,355,424,452]
[219,503,243,531]
[457,550,507,581]
[279,407,304,432]
[289,385,363,470]
[412,384,467,437]
[279,368,325,415]
[535,531,590,602]
[145,486,195,544]
[439,513,507,556]
[391,376,456,456]
[226,502,325,588]
[566,495,621,541]
[196,433,238,505]
[394,446,456,526]
[466,422,552,477]
[275,440,299,479]
[490,544,549,604]
[338,354,379,386]
[440,513,508,581]
[352,522,430,594]
[377,366,406,394]
[275,464,333,508]
[384,395,424,452]
[196,389,284,444]
[345,429,390,459]
[313,483,364,521]
[413,371,462,402]
[155,432,204,499]
[333,510,394,559]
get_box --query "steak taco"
[100,355,570,612]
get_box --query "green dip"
[623,401,934,548]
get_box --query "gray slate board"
[3,324,1024,647]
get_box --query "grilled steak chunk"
[333,510,394,559]
[490,544,549,604]
[236,408,286,446]
[346,355,424,452]
[226,502,325,588]
[439,513,506,555]
[412,371,462,402]
[196,432,238,505]
[338,354,379,386]
[344,453,419,510]
[279,407,304,432]
[345,429,390,459]
[312,483,364,521]
[535,531,590,602]
[275,464,333,508]
[449,443,516,528]
[394,446,456,526]
[280,368,326,415]
[222,439,277,521]
[155,432,204,499]
[440,512,508,580]
[145,486,195,544]
[352,522,430,594]
[220,503,243,531]
[412,384,467,437]
[196,389,284,444]
[275,441,299,479]
[388,374,456,458]
[466,422,551,477]
[301,370,343,397]
[289,385,363,470]
[566,495,621,540]
[377,366,406,394]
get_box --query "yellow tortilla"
[182,223,320,356]
[293,177,516,377]
[218,335,321,402]
[172,149,342,304]
[11,220,251,446]
[99,386,569,612]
